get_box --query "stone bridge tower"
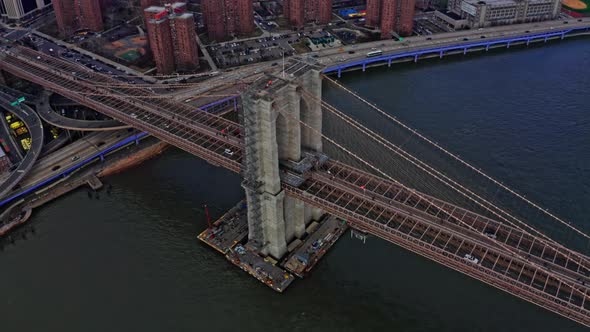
[240,63,325,259]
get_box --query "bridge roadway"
[37,91,131,131]
[2,42,590,326]
[0,91,44,198]
[0,45,244,172]
[15,130,134,192]
[316,17,590,73]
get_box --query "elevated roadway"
[315,18,590,74]
[16,129,134,191]
[37,91,130,131]
[0,91,44,198]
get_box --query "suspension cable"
[281,106,590,303]
[306,89,590,262]
[323,76,590,242]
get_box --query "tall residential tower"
[366,0,416,38]
[284,0,332,29]
[202,0,254,41]
[145,3,199,74]
[52,0,103,36]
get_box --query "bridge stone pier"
[240,64,325,259]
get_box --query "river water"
[1,38,589,332]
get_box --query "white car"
[484,232,497,240]
[464,254,479,264]
[224,149,234,156]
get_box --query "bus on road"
[366,50,383,57]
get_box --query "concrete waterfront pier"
[241,64,324,259]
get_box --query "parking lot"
[413,14,454,35]
[208,30,336,68]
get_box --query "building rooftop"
[465,0,521,6]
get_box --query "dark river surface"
[1,38,589,331]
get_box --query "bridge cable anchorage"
[322,75,590,244]
[302,88,590,262]
[280,99,590,306]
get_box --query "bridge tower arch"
[241,66,324,259]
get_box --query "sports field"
[118,49,141,61]
[562,0,590,12]
[103,35,148,62]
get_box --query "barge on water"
[227,244,295,293]
[282,216,348,278]
[198,200,348,292]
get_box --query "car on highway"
[71,155,80,162]
[464,254,479,264]
[224,149,234,156]
[484,232,497,240]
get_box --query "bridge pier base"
[485,44,490,51]
[561,33,565,40]
[414,54,418,63]
[526,38,531,46]
[100,154,104,161]
[544,36,548,43]
[506,42,511,49]
[463,48,467,55]
[284,196,305,242]
[388,58,392,67]
[362,63,366,72]
[337,68,342,78]
[439,51,443,58]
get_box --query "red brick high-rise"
[75,0,104,32]
[52,0,76,36]
[396,0,415,36]
[366,0,381,28]
[146,17,176,74]
[284,0,332,29]
[317,0,332,24]
[202,0,254,41]
[52,0,104,36]
[145,3,199,74]
[172,13,200,71]
[366,0,416,39]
